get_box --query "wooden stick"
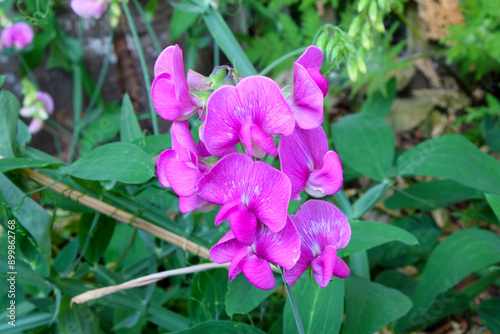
[23,168,211,259]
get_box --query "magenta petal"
[278,126,328,200]
[28,119,44,134]
[229,247,249,280]
[1,22,33,49]
[36,91,54,115]
[307,68,329,97]
[294,200,351,251]
[311,246,337,288]
[289,63,324,129]
[154,45,175,77]
[306,150,343,198]
[254,217,300,269]
[296,45,323,70]
[214,198,241,226]
[71,0,106,19]
[210,230,243,263]
[228,205,258,246]
[171,120,197,161]
[240,254,276,290]
[164,158,201,197]
[151,73,184,121]
[178,195,213,214]
[157,149,177,188]
[196,140,212,158]
[283,250,313,287]
[239,117,253,157]
[170,45,193,111]
[333,257,350,278]
[251,124,277,157]
[187,70,210,91]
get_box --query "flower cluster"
[154,45,350,289]
[19,80,54,134]
[1,21,33,51]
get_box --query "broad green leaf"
[352,180,390,219]
[331,113,394,181]
[0,75,5,87]
[486,193,500,224]
[78,213,116,263]
[58,296,99,334]
[478,299,500,334]
[283,273,344,334]
[338,220,418,257]
[342,276,412,334]
[0,312,52,333]
[0,90,20,158]
[171,7,200,40]
[131,133,172,157]
[104,224,149,269]
[396,135,500,195]
[375,270,417,297]
[170,321,266,334]
[0,157,64,172]
[225,274,280,317]
[188,269,228,324]
[369,215,441,268]
[120,93,143,142]
[482,114,500,153]
[360,77,397,118]
[396,228,500,331]
[0,173,51,275]
[385,180,484,211]
[59,142,154,184]
[79,109,121,156]
[53,238,79,274]
[16,119,31,146]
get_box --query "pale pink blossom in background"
[70,0,107,19]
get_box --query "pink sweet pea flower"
[151,45,202,121]
[278,126,342,201]
[287,46,328,129]
[157,121,214,213]
[284,200,351,288]
[36,91,54,115]
[210,217,300,290]
[197,153,291,245]
[1,22,33,49]
[70,0,107,19]
[203,76,295,159]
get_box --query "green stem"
[333,190,354,219]
[131,0,162,54]
[349,252,371,280]
[68,63,83,163]
[280,267,305,334]
[121,0,159,135]
[259,47,307,76]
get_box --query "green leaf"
[225,274,280,317]
[339,220,418,257]
[131,133,172,157]
[342,275,412,334]
[385,180,485,211]
[0,173,51,275]
[16,119,32,146]
[396,135,500,195]
[375,270,417,297]
[360,77,397,118]
[482,114,500,153]
[486,193,500,223]
[331,113,394,181]
[0,158,64,172]
[0,312,52,333]
[53,239,79,274]
[188,269,228,324]
[58,296,99,333]
[79,107,121,156]
[170,321,266,334]
[171,7,200,40]
[58,142,154,184]
[78,213,116,263]
[0,75,5,87]
[120,93,143,142]
[284,274,344,334]
[478,299,500,334]
[352,180,390,219]
[396,228,500,331]
[0,90,20,158]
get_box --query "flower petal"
[251,124,277,157]
[307,68,329,97]
[311,245,337,288]
[178,194,213,214]
[157,149,177,188]
[294,200,351,252]
[187,69,210,91]
[229,247,249,280]
[70,0,106,19]
[28,119,44,134]
[296,45,323,70]
[228,204,258,246]
[214,198,241,226]
[154,45,175,77]
[305,150,343,198]
[36,91,54,115]
[171,120,197,162]
[289,62,324,129]
[278,126,328,200]
[283,250,313,287]
[240,254,276,290]
[210,230,243,263]
[151,73,184,121]
[164,158,201,197]
[333,257,350,278]
[254,217,301,269]
[239,117,253,157]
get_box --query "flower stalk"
[280,266,305,334]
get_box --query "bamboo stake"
[23,168,211,259]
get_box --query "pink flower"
[284,200,351,288]
[36,91,54,115]
[70,0,107,19]
[157,121,214,213]
[287,46,328,129]
[151,45,202,121]
[278,126,343,201]
[203,76,295,159]
[1,22,33,49]
[210,217,300,290]
[197,153,291,245]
